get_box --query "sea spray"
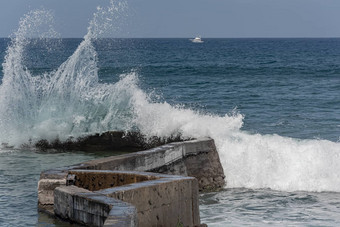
[0,1,130,145]
[0,1,340,193]
[0,9,59,145]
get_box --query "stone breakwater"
[38,137,225,226]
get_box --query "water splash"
[0,1,130,145]
[0,0,340,193]
[133,96,340,191]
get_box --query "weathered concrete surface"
[38,179,67,206]
[38,168,70,213]
[56,170,200,227]
[38,137,224,226]
[69,170,159,191]
[54,185,137,227]
[97,172,200,227]
[80,137,225,192]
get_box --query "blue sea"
[0,5,340,227]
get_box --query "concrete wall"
[81,137,225,191]
[56,170,200,227]
[54,185,137,226]
[69,170,159,191]
[101,176,199,227]
[38,137,225,226]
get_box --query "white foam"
[130,89,340,192]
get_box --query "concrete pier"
[38,137,225,226]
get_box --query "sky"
[0,0,340,38]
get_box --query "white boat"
[190,36,204,43]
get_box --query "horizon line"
[2,37,340,39]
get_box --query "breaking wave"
[0,0,339,192]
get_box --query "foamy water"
[0,0,339,193]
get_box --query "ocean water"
[0,3,340,226]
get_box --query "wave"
[0,1,339,192]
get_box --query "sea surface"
[0,6,340,227]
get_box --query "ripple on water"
[0,149,110,227]
[200,188,340,226]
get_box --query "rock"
[34,131,185,152]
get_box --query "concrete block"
[54,185,137,227]
[38,179,66,205]
[102,176,200,227]
[104,201,137,227]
